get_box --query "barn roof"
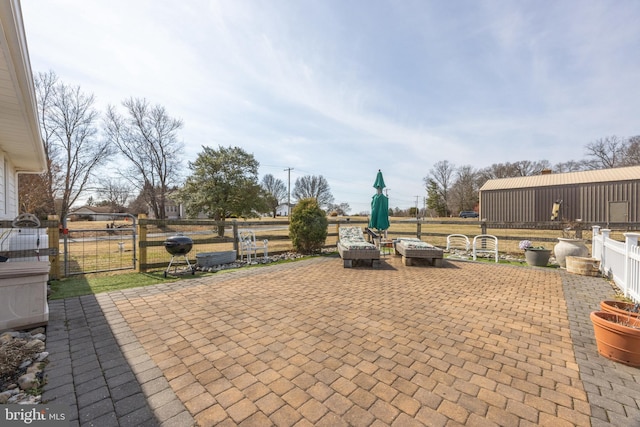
[479,165,640,191]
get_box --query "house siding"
[0,153,18,220]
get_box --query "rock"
[8,392,26,404]
[27,364,42,374]
[17,373,38,391]
[32,333,46,342]
[24,339,45,352]
[1,327,47,405]
[0,331,22,343]
[0,391,12,404]
[0,332,14,344]
[21,394,41,404]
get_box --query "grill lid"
[163,234,193,255]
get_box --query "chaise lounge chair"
[337,226,381,268]
[394,238,444,267]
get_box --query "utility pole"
[415,196,419,220]
[284,167,293,216]
[423,197,427,218]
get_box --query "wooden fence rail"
[20,216,635,277]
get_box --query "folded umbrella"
[369,170,390,232]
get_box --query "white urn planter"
[554,238,589,268]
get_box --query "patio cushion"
[338,227,378,250]
[395,238,435,249]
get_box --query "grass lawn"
[48,270,208,300]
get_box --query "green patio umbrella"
[369,170,390,232]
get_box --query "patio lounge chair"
[446,234,470,252]
[337,226,380,268]
[472,234,499,263]
[394,238,444,267]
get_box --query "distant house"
[479,166,640,224]
[69,206,118,221]
[0,0,47,220]
[146,195,208,220]
[276,203,293,217]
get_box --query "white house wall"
[0,152,18,220]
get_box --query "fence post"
[137,214,147,273]
[232,220,239,258]
[417,221,421,239]
[601,229,610,281]
[592,225,601,261]
[47,215,60,280]
[480,220,487,235]
[624,233,640,299]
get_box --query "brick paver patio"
[43,256,640,426]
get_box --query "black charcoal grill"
[163,234,195,277]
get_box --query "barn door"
[609,201,629,223]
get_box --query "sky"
[20,0,640,213]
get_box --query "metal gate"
[63,213,137,276]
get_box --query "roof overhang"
[0,0,46,173]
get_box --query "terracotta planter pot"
[524,248,551,267]
[600,300,640,318]
[590,311,640,367]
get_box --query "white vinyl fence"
[592,226,640,303]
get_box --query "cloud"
[21,0,640,210]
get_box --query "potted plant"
[590,310,640,367]
[600,300,640,318]
[519,240,551,267]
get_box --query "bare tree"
[18,174,55,218]
[622,136,640,166]
[449,165,478,214]
[97,177,132,213]
[127,191,149,215]
[30,71,112,222]
[104,98,184,219]
[585,136,626,169]
[424,160,455,217]
[327,202,351,216]
[553,160,590,173]
[512,160,552,176]
[20,71,62,218]
[261,174,288,218]
[292,175,334,209]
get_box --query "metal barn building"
[478,166,640,224]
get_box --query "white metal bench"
[238,229,268,262]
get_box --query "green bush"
[289,198,328,254]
